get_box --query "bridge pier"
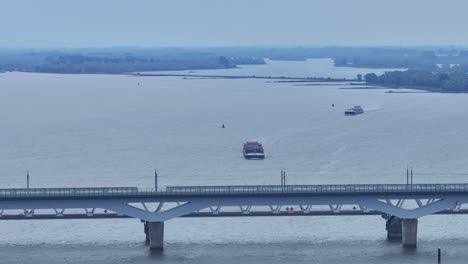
[144,221,164,250]
[385,216,402,241]
[402,219,418,248]
[143,221,150,245]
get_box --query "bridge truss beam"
[0,195,465,221]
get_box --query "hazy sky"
[1,0,467,47]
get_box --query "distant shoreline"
[130,72,356,82]
[339,86,386,90]
[364,83,464,93]
[341,86,432,93]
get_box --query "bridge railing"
[0,187,139,198]
[0,184,468,199]
[164,184,468,194]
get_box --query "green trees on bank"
[0,50,265,74]
[365,70,468,92]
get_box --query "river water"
[0,59,468,263]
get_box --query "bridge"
[1,183,468,249]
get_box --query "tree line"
[365,70,468,92]
[0,49,265,74]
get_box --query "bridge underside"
[2,209,468,220]
[0,195,465,221]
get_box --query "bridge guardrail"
[0,184,467,199]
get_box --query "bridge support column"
[147,222,164,250]
[402,219,417,248]
[143,221,150,245]
[385,216,402,241]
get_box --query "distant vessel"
[345,106,364,116]
[243,141,265,159]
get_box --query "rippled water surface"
[0,60,467,263]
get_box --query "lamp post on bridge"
[284,169,286,185]
[280,169,286,186]
[406,167,409,185]
[154,169,158,192]
[406,167,414,186]
[411,168,413,185]
[27,170,30,189]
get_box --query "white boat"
[345,106,364,116]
